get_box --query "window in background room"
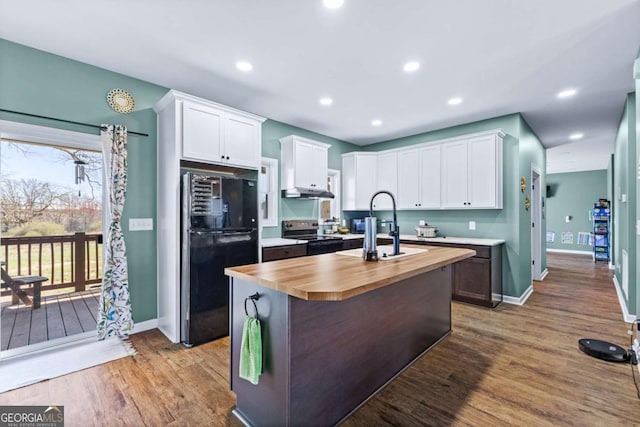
[259,157,278,227]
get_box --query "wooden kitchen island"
[225,244,475,426]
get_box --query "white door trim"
[531,166,543,280]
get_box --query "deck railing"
[0,232,103,295]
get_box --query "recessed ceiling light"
[319,97,333,106]
[236,61,253,72]
[323,0,344,9]
[403,61,420,72]
[448,97,463,106]
[557,89,577,99]
[569,133,584,140]
[371,119,382,127]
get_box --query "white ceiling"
[1,0,639,174]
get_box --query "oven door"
[307,239,344,256]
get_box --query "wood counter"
[227,244,476,426]
[225,244,475,301]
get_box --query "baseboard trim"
[539,269,549,280]
[131,319,158,335]
[546,248,593,256]
[612,276,637,324]
[503,285,533,306]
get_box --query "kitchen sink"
[335,245,427,261]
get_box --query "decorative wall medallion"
[525,195,531,211]
[106,88,136,114]
[520,176,527,192]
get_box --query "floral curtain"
[97,124,133,339]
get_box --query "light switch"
[469,221,476,230]
[129,218,153,231]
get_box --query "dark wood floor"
[1,253,638,426]
[1,288,100,351]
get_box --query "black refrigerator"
[181,172,258,346]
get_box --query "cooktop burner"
[281,220,343,242]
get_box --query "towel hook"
[244,292,260,318]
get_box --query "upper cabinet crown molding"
[278,134,331,150]
[154,89,266,123]
[154,89,266,170]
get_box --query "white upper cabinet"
[155,90,265,170]
[182,102,224,162]
[419,145,441,208]
[397,148,422,209]
[375,151,398,210]
[224,114,261,168]
[342,129,504,212]
[441,132,504,209]
[397,145,441,209]
[342,153,377,211]
[441,140,468,208]
[281,135,331,190]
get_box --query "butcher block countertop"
[225,244,475,301]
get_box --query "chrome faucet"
[365,191,401,257]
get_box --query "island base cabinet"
[230,267,452,426]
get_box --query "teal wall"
[344,113,546,299]
[1,38,169,323]
[518,115,547,285]
[546,170,607,252]
[261,120,358,238]
[613,93,637,316]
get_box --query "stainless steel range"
[282,219,344,255]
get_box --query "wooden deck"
[1,288,101,351]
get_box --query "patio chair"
[0,267,46,309]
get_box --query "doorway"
[0,120,103,357]
[531,167,543,280]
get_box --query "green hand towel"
[239,316,262,385]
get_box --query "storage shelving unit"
[592,200,610,263]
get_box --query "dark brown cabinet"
[262,244,307,262]
[402,239,502,308]
[342,238,364,250]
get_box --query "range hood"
[281,187,335,199]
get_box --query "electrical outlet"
[469,221,476,230]
[129,218,153,231]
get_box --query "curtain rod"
[0,108,150,137]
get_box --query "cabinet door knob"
[221,155,225,159]
[226,156,230,160]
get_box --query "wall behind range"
[0,38,169,323]
[261,119,358,238]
